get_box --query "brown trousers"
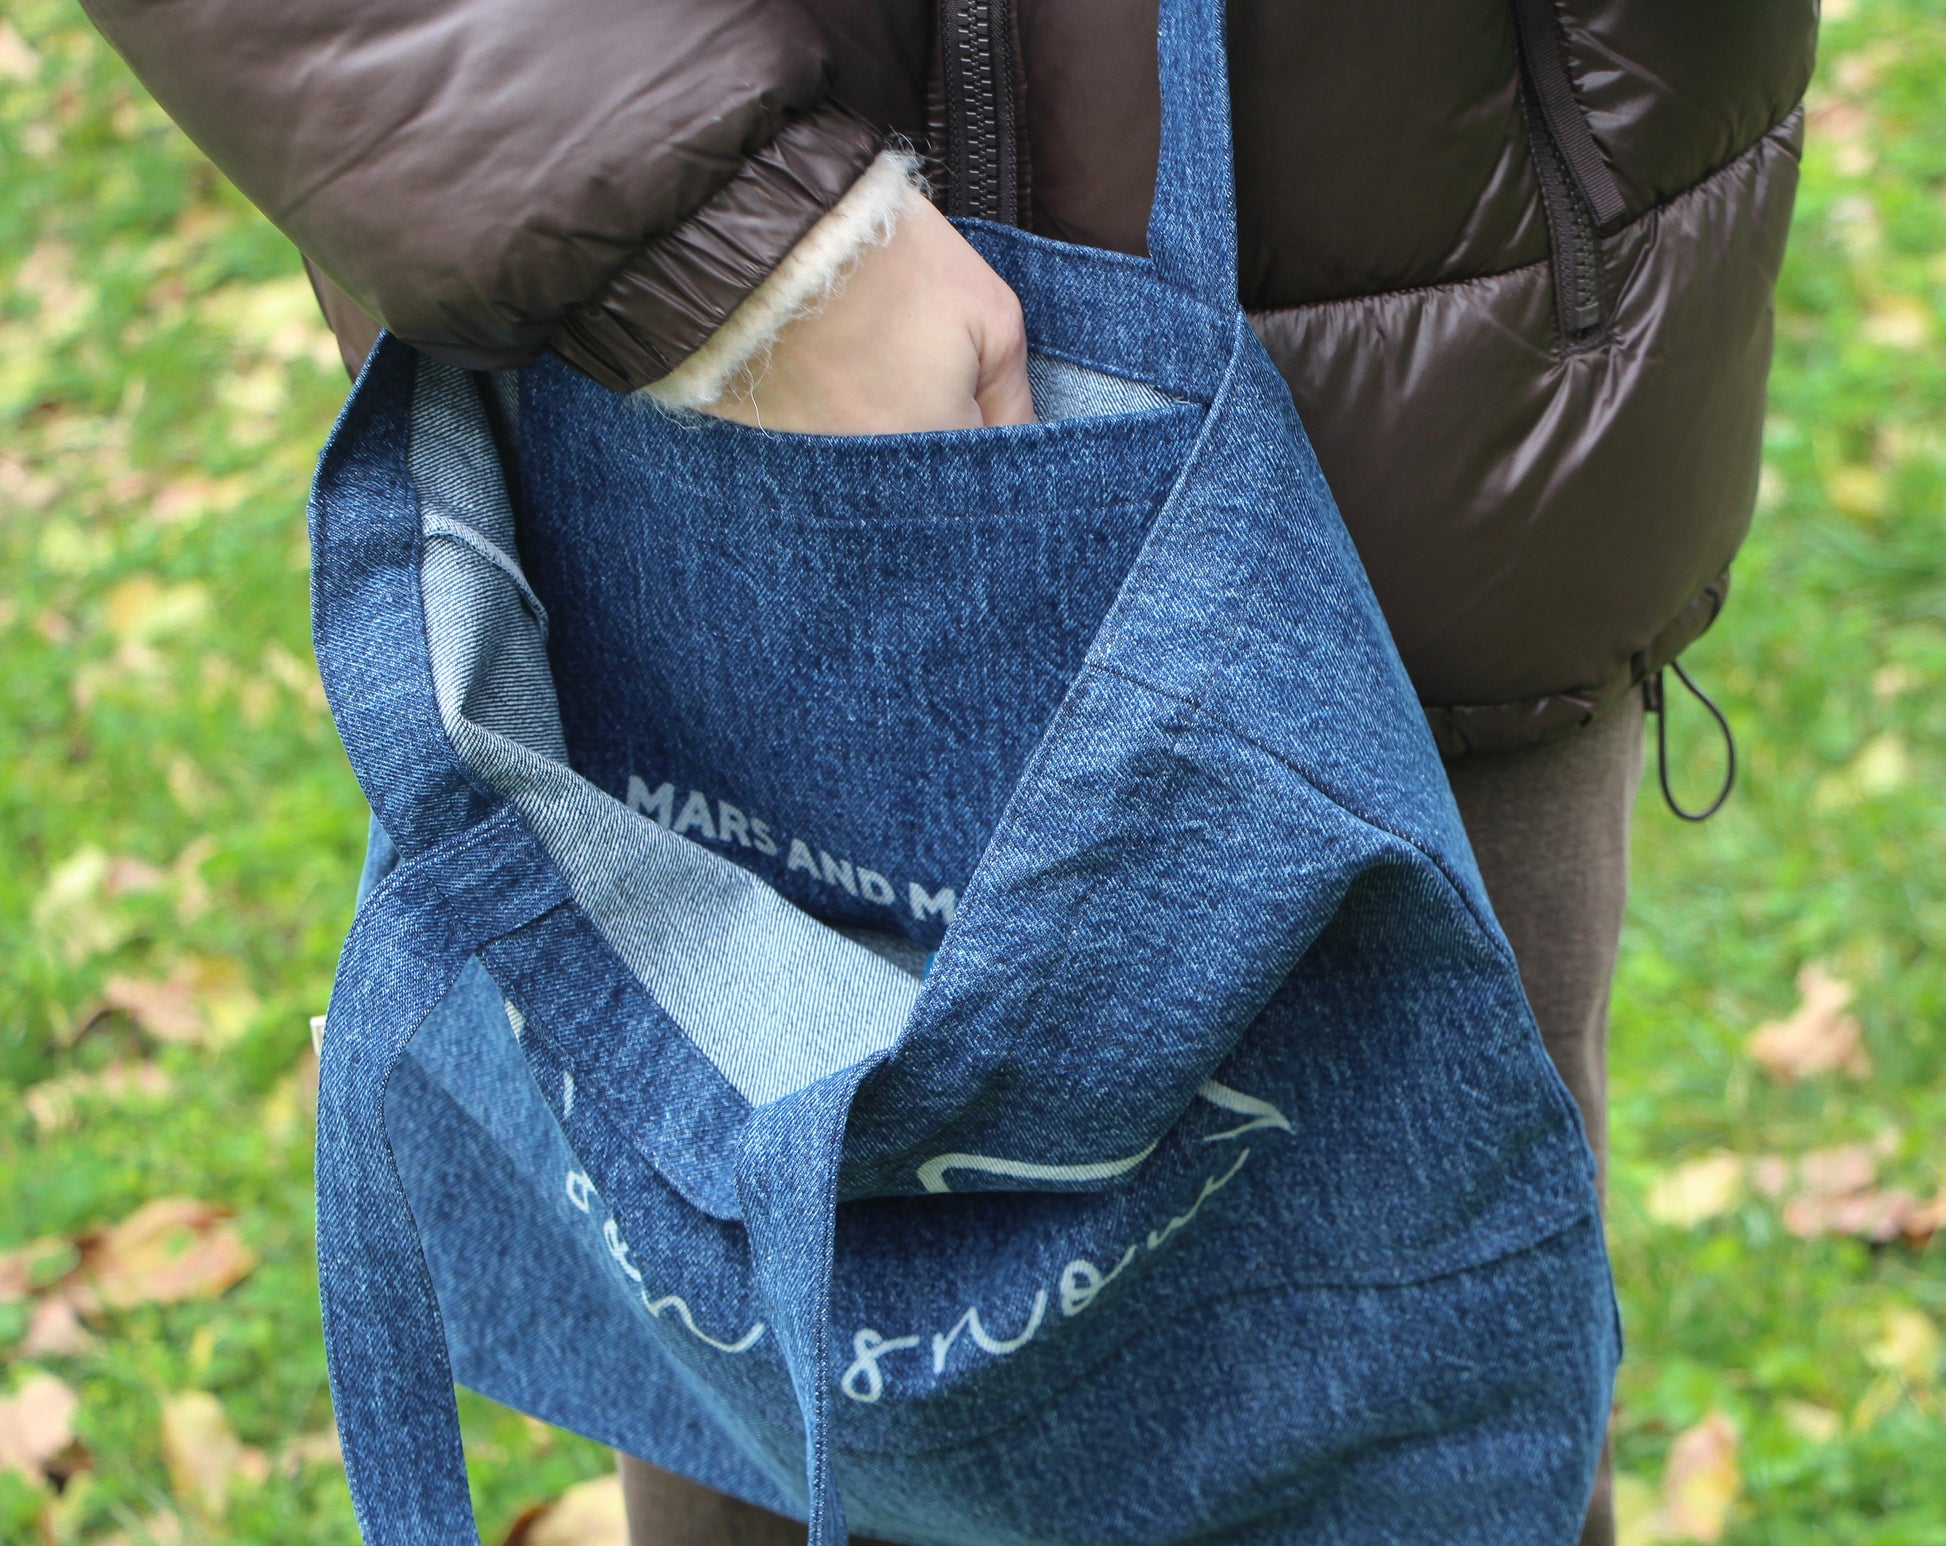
[621,698,1647,1546]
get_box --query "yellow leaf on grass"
[75,1199,256,1310]
[0,20,38,82]
[1647,1153,1747,1228]
[502,1473,630,1546]
[1862,295,1932,350]
[1868,1306,1942,1388]
[104,576,210,644]
[0,1373,81,1485]
[159,1391,269,1520]
[1746,965,1871,1081]
[1658,1411,1739,1543]
[1779,1400,1843,1445]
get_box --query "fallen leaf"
[1867,1306,1942,1388]
[74,1199,256,1310]
[19,1295,98,1358]
[24,1060,173,1133]
[101,977,201,1043]
[159,1391,268,1520]
[0,1373,81,1486]
[30,850,129,964]
[502,1473,629,1546]
[1746,965,1871,1081]
[1778,1400,1842,1445]
[1784,1186,1927,1243]
[1647,1153,1747,1228]
[0,21,39,83]
[0,1240,78,1303]
[1862,296,1932,349]
[103,576,209,645]
[1658,1411,1739,1543]
[101,958,255,1049]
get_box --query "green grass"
[1,0,1942,1541]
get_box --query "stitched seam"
[1087,659,1518,978]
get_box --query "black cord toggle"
[1645,661,1737,822]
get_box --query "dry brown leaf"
[1784,1186,1927,1243]
[501,1473,630,1546]
[0,1373,81,1485]
[102,975,202,1043]
[1658,1411,1739,1543]
[159,1391,269,1520]
[19,1294,99,1358]
[100,958,256,1049]
[1746,965,1871,1081]
[1646,1154,1747,1228]
[74,1199,256,1310]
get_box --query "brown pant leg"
[1443,695,1647,1546]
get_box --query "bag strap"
[940,0,1239,309]
[1145,0,1240,308]
[317,808,571,1545]
[735,1068,879,1546]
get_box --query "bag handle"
[940,0,1239,308]
[1144,0,1240,308]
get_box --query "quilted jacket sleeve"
[81,0,885,390]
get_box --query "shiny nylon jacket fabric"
[83,0,1814,741]
[306,2,1617,1539]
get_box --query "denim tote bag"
[306,1,1620,1540]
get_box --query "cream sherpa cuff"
[639,148,929,412]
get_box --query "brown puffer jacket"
[83,0,1817,755]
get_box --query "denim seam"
[1087,658,1522,980]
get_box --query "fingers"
[972,291,1037,428]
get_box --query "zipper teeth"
[1521,76,1604,344]
[955,0,999,218]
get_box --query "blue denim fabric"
[308,1,1619,1540]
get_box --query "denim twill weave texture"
[306,2,1620,1540]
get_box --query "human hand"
[705,189,1035,435]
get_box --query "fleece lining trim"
[641,150,928,412]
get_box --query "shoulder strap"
[940,0,1239,308]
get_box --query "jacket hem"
[1424,570,1731,760]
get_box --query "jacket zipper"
[940,0,1021,224]
[1508,0,1626,346]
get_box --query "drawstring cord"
[1644,661,1736,822]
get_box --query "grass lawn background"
[2,1,1941,1540]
